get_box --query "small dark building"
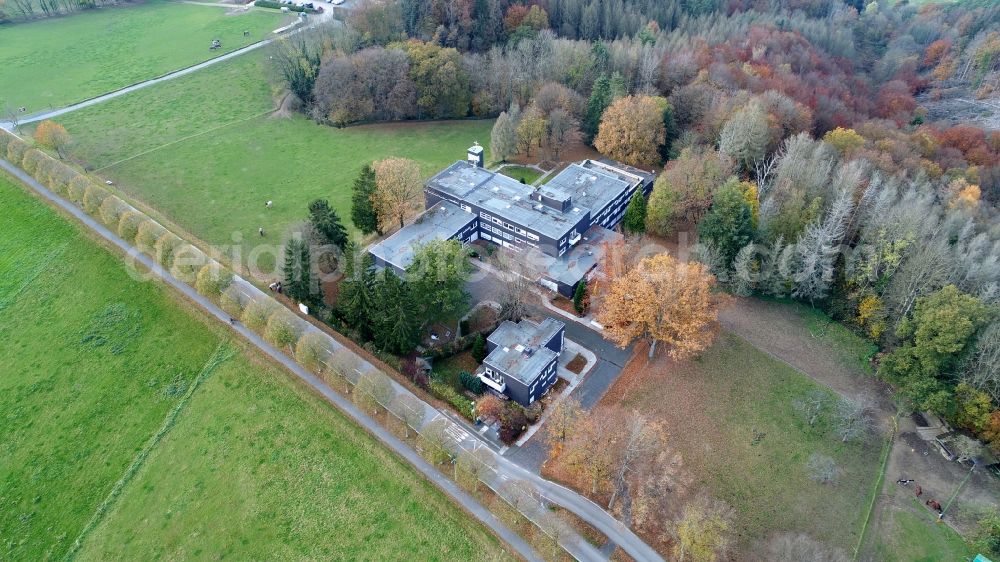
[478,317,565,406]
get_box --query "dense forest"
[273,0,1000,451]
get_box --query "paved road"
[468,270,635,474]
[0,158,540,562]
[4,157,664,562]
[0,2,339,131]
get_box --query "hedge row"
[253,0,314,12]
[0,127,240,311]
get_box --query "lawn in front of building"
[50,50,494,273]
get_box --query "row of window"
[479,211,540,242]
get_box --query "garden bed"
[566,353,587,374]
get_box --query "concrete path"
[3,157,664,562]
[0,1,339,131]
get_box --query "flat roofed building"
[479,317,565,405]
[366,145,655,296]
[368,201,477,274]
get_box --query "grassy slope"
[0,174,220,560]
[0,175,508,561]
[0,1,284,112]
[57,51,493,270]
[77,354,509,561]
[611,332,878,552]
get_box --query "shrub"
[459,319,471,335]
[459,370,484,394]
[117,210,144,243]
[472,333,487,362]
[242,297,279,330]
[354,370,397,414]
[296,331,330,372]
[254,0,313,12]
[0,129,12,154]
[265,308,300,350]
[430,380,474,419]
[84,185,110,215]
[20,148,46,175]
[524,401,542,423]
[153,231,184,268]
[134,220,166,255]
[219,284,246,317]
[195,262,233,298]
[47,162,77,194]
[67,176,91,204]
[6,137,28,165]
[805,453,838,484]
[170,243,207,283]
[97,195,127,226]
[498,402,528,444]
[419,418,455,465]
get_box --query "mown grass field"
[52,51,494,272]
[0,174,510,561]
[870,491,973,562]
[602,332,881,554]
[0,1,286,112]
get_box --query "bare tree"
[354,370,396,415]
[791,183,855,303]
[833,396,875,443]
[545,397,582,451]
[953,435,985,463]
[389,393,425,437]
[793,390,831,427]
[608,411,666,511]
[456,447,497,482]
[806,453,838,484]
[964,322,1000,402]
[719,101,770,172]
[491,247,540,322]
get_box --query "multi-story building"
[368,144,655,296]
[477,317,565,406]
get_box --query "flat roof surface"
[542,226,624,286]
[542,162,632,216]
[427,160,640,241]
[367,200,475,271]
[485,318,564,385]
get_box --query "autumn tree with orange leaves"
[372,157,423,231]
[597,253,718,359]
[594,95,666,167]
[33,120,71,158]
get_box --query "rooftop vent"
[502,346,510,353]
[524,347,534,357]
[513,196,521,201]
[514,344,525,352]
